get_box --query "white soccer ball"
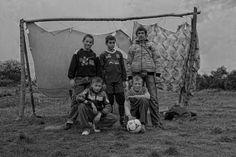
[126,119,142,133]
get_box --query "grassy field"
[0,88,236,157]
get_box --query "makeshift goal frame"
[18,7,200,119]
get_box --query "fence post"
[18,19,26,119]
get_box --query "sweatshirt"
[68,48,101,79]
[99,49,127,83]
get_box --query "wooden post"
[178,7,198,106]
[23,23,37,117]
[18,19,26,119]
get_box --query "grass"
[0,88,236,157]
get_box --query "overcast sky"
[0,0,235,74]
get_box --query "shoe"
[63,123,72,130]
[92,124,101,133]
[140,124,146,133]
[82,129,90,136]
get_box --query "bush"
[0,60,22,87]
[196,66,236,91]
[0,60,21,81]
[0,79,15,87]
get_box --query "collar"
[135,39,148,44]
[105,49,117,54]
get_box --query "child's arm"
[95,57,102,77]
[99,53,106,81]
[100,93,112,115]
[128,88,150,99]
[118,51,127,82]
[124,99,135,120]
[68,53,78,80]
[127,47,134,80]
[76,89,90,103]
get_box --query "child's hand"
[127,115,136,120]
[91,103,97,114]
[128,80,132,89]
[69,79,75,87]
[123,81,127,88]
[94,112,102,123]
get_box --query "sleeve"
[99,53,106,81]
[76,88,90,104]
[68,54,78,79]
[149,42,161,75]
[127,46,134,80]
[119,52,127,81]
[95,57,102,77]
[142,87,150,99]
[101,92,112,115]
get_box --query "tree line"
[0,60,236,90]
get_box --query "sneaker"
[62,123,72,130]
[140,124,146,133]
[82,129,90,136]
[93,124,101,133]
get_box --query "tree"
[225,70,236,90]
[0,60,21,81]
[210,66,228,89]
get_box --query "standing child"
[76,77,117,135]
[99,35,127,127]
[127,26,163,128]
[125,75,150,133]
[64,34,101,130]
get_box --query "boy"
[76,77,117,135]
[64,34,101,130]
[125,75,150,132]
[99,35,127,127]
[127,26,163,128]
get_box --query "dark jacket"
[76,87,112,115]
[99,50,127,84]
[68,48,101,79]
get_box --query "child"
[64,34,101,130]
[76,77,117,135]
[125,75,150,133]
[99,35,127,127]
[127,26,163,128]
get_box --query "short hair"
[135,26,147,36]
[132,75,143,83]
[105,35,116,44]
[91,77,103,85]
[83,34,94,42]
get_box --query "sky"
[0,0,235,74]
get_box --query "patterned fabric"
[132,22,200,92]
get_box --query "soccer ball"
[126,119,142,133]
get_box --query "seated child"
[124,75,150,133]
[76,77,117,135]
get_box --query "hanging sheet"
[132,22,200,92]
[27,23,131,97]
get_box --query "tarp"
[27,23,131,97]
[132,22,200,92]
[27,21,199,97]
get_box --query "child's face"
[106,40,116,51]
[91,82,103,93]
[83,37,94,50]
[137,31,147,41]
[133,80,143,92]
